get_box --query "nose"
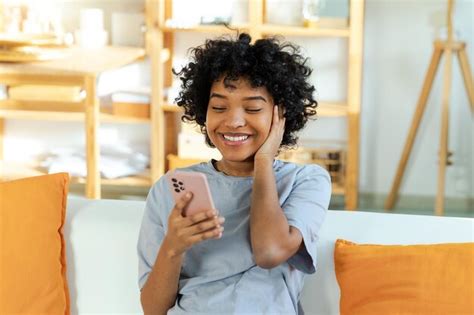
[224,109,246,128]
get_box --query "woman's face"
[206,77,275,163]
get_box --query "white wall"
[3,0,473,199]
[359,0,473,198]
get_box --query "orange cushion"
[0,173,70,314]
[335,239,474,315]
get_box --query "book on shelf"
[8,84,84,102]
[111,89,150,119]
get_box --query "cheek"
[205,112,220,140]
[258,116,273,138]
[205,111,215,129]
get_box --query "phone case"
[167,171,215,216]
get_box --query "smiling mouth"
[222,134,250,142]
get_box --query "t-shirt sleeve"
[282,165,331,274]
[137,177,171,290]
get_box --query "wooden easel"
[384,0,474,216]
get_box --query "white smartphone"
[167,171,215,217]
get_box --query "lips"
[223,134,249,141]
[219,133,251,146]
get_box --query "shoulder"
[275,160,332,199]
[149,172,170,195]
[298,163,331,183]
[276,160,330,182]
[146,174,172,213]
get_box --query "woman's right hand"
[163,192,224,258]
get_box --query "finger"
[181,216,225,237]
[273,105,279,125]
[186,226,225,246]
[171,192,193,218]
[182,208,218,227]
[174,208,218,229]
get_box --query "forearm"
[140,238,183,315]
[250,157,298,268]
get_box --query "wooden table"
[0,46,146,198]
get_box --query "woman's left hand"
[255,105,286,161]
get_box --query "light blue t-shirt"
[137,159,331,314]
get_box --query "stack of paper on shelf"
[8,85,84,102]
[38,144,149,179]
[0,33,66,62]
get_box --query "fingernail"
[186,192,192,198]
[219,217,225,223]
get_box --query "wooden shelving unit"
[0,45,170,197]
[1,1,364,208]
[147,0,364,209]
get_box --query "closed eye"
[211,106,226,112]
[246,108,262,113]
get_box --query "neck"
[215,159,255,177]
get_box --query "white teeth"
[223,135,249,142]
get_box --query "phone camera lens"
[178,181,183,185]
[173,183,179,188]
[172,178,177,182]
[174,189,180,193]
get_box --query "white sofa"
[65,197,473,315]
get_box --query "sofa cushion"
[0,173,70,314]
[334,239,474,315]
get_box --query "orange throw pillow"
[0,173,70,314]
[335,239,474,315]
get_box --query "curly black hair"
[173,32,317,148]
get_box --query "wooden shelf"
[163,24,350,38]
[163,104,182,113]
[74,172,151,187]
[0,46,148,78]
[318,102,348,117]
[260,24,350,37]
[0,99,84,112]
[163,24,250,34]
[0,109,150,123]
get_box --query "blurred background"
[0,0,472,217]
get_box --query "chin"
[221,152,255,163]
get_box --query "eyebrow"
[243,96,267,103]
[209,93,267,103]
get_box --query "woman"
[138,33,331,314]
